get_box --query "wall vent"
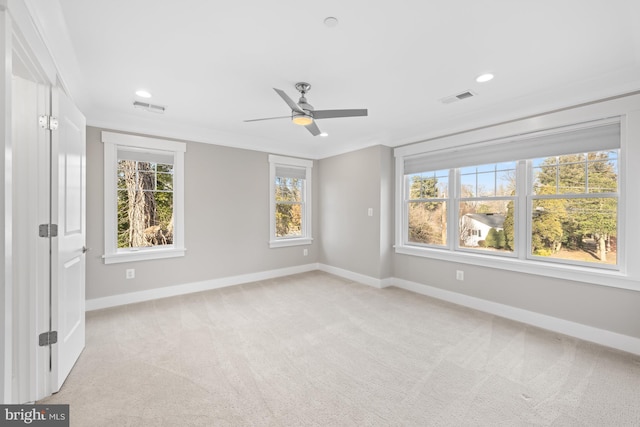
[440,90,477,104]
[133,100,166,113]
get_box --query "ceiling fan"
[244,82,368,136]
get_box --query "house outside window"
[102,132,186,264]
[269,154,313,248]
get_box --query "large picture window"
[396,118,624,282]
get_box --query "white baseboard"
[392,277,640,356]
[317,264,392,289]
[85,263,319,311]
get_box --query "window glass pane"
[532,151,618,196]
[558,160,586,194]
[116,159,174,249]
[587,152,618,193]
[459,200,514,253]
[532,165,557,195]
[408,201,447,246]
[459,173,476,197]
[407,171,448,199]
[156,163,173,173]
[276,177,303,202]
[156,172,173,191]
[531,197,616,265]
[276,202,302,237]
[460,162,516,197]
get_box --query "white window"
[269,154,313,248]
[395,117,630,288]
[458,161,517,254]
[102,131,186,264]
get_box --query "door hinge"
[39,223,58,238]
[38,115,59,130]
[39,331,58,346]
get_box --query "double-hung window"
[102,131,186,264]
[269,155,313,247]
[396,118,623,283]
[458,161,517,253]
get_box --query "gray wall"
[85,124,640,342]
[86,126,319,300]
[393,255,640,339]
[318,145,393,279]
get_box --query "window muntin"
[406,170,448,246]
[269,155,313,247]
[530,150,618,266]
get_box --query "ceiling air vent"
[440,90,477,104]
[133,100,166,114]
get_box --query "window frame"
[102,131,186,264]
[269,154,313,248]
[394,97,640,291]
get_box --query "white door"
[51,88,86,392]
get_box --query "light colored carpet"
[40,271,640,426]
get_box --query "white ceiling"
[27,0,640,159]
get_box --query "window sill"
[269,237,313,248]
[103,247,186,264]
[395,244,639,292]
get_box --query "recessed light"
[324,17,338,28]
[135,89,152,98]
[476,73,494,83]
[320,132,329,137]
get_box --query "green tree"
[485,228,498,248]
[532,152,617,260]
[495,229,506,249]
[503,201,515,251]
[408,175,446,245]
[275,177,302,237]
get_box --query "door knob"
[82,246,90,253]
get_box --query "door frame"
[1,1,65,403]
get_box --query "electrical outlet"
[303,248,308,256]
[456,270,464,281]
[367,208,373,217]
[126,268,135,279]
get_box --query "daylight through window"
[102,131,186,264]
[397,120,621,271]
[269,155,313,247]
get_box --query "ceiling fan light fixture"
[292,113,313,126]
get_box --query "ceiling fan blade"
[244,115,290,122]
[305,121,322,136]
[274,88,304,113]
[313,109,368,119]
